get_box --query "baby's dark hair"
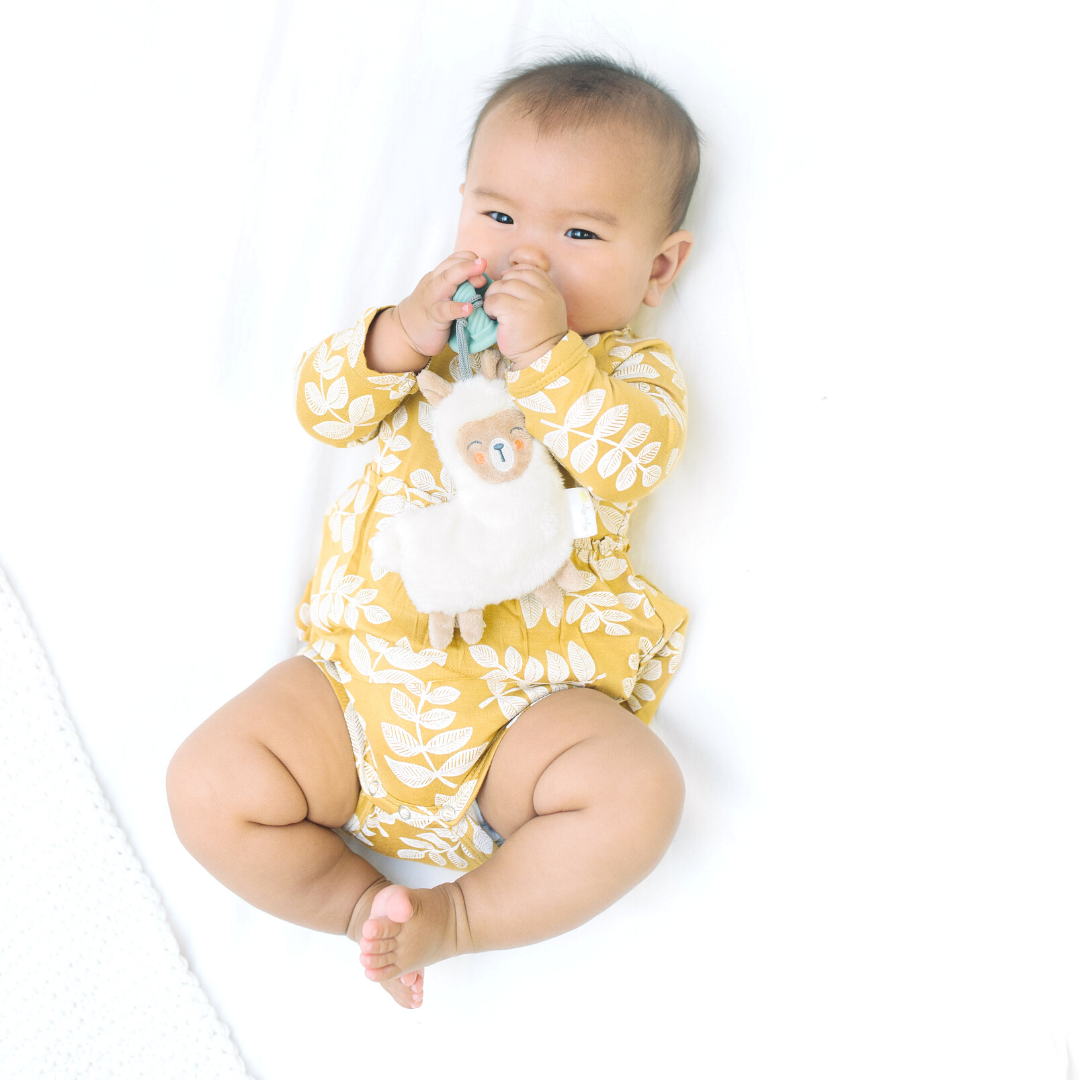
[468,52,701,236]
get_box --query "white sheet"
[1,2,1077,1077]
[0,567,250,1079]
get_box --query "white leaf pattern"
[426,686,460,705]
[546,651,570,682]
[390,688,417,721]
[518,391,556,413]
[611,363,660,381]
[437,744,487,778]
[382,723,423,757]
[385,758,437,788]
[424,728,472,755]
[570,438,598,472]
[523,657,544,683]
[469,644,500,668]
[567,642,596,683]
[304,383,328,415]
[543,429,569,458]
[597,446,623,478]
[349,395,375,424]
[564,389,606,428]
[519,593,543,627]
[616,461,638,490]
[416,708,456,730]
[325,377,349,409]
[593,405,629,439]
[313,420,355,440]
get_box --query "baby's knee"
[634,739,685,837]
[165,731,220,850]
[588,728,685,857]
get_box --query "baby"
[167,52,698,1010]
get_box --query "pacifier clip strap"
[454,289,484,378]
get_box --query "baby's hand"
[393,253,490,359]
[482,266,568,369]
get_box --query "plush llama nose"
[487,437,515,472]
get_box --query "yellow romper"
[294,307,688,871]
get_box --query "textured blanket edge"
[0,563,253,1080]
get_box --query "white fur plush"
[369,356,576,646]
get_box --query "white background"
[1,2,1078,1077]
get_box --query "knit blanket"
[0,566,251,1080]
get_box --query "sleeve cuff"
[505,332,590,397]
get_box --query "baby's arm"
[484,264,687,502]
[507,331,687,502]
[294,253,489,447]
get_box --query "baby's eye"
[565,228,599,240]
[486,211,513,225]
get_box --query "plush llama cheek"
[454,409,533,484]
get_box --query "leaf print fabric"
[294,311,688,870]
[504,330,687,501]
[295,307,418,447]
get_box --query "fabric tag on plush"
[566,487,598,538]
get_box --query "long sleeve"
[294,306,419,447]
[504,329,688,502]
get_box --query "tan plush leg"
[554,559,584,591]
[533,578,563,609]
[428,611,455,650]
[457,607,486,644]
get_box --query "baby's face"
[456,104,687,336]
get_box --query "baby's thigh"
[476,688,682,840]
[167,656,358,829]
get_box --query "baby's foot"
[358,883,470,1009]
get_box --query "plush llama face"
[415,349,544,492]
[454,408,532,484]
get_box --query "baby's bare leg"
[357,689,684,986]
[165,657,422,1008]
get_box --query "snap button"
[398,805,411,820]
[440,807,454,820]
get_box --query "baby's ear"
[417,369,453,406]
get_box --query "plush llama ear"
[479,347,508,381]
[416,368,453,406]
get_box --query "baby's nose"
[508,244,550,273]
[487,437,515,472]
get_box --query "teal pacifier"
[448,273,498,370]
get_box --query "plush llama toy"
[369,347,581,650]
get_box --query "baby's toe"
[359,935,395,956]
[369,883,414,923]
[361,916,399,942]
[380,973,422,1010]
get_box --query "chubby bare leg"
[166,657,423,1009]
[356,688,684,991]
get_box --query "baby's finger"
[483,278,535,304]
[436,253,487,295]
[432,298,476,324]
[497,265,552,286]
[430,251,479,276]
